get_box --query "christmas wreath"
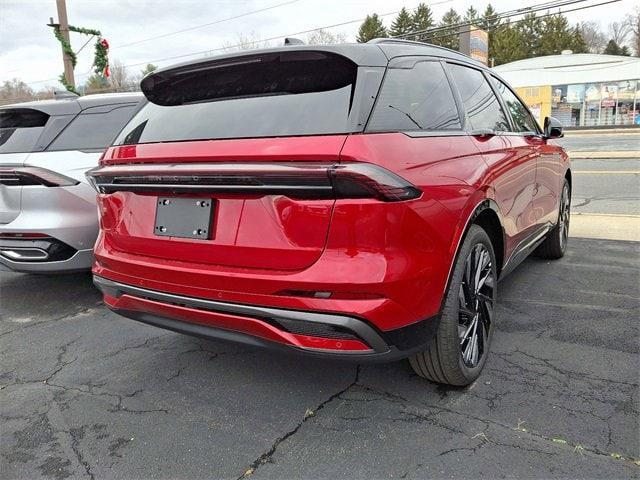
[51,24,109,93]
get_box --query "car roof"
[0,92,144,116]
[145,39,485,79]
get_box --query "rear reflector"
[86,162,421,202]
[0,166,79,187]
[0,232,50,239]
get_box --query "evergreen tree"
[389,7,414,38]
[491,22,527,66]
[433,8,462,50]
[464,6,479,24]
[570,26,589,53]
[603,39,630,55]
[411,3,435,43]
[481,4,501,64]
[141,64,157,77]
[539,13,578,55]
[516,13,544,57]
[356,14,387,43]
[480,4,500,32]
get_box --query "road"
[1,130,639,479]
[558,133,639,152]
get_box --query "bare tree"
[0,78,34,104]
[577,21,606,53]
[221,33,272,53]
[306,28,347,45]
[608,19,631,45]
[629,7,640,56]
[108,59,132,91]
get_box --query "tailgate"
[95,136,347,271]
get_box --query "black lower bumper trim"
[94,275,439,363]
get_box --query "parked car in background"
[0,92,142,273]
[88,40,570,386]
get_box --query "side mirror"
[543,116,564,139]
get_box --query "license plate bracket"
[154,197,213,240]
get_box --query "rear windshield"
[115,51,358,145]
[0,108,49,154]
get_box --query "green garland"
[51,24,104,93]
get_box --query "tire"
[409,225,497,386]
[535,178,570,259]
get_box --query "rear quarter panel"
[338,132,489,321]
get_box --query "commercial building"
[493,53,640,127]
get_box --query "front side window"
[0,108,49,154]
[448,64,510,132]
[48,104,138,151]
[492,77,540,133]
[367,60,461,132]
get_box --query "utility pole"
[51,0,75,89]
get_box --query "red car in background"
[88,39,570,386]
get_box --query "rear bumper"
[0,248,94,273]
[94,275,439,362]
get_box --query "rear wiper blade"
[388,104,422,129]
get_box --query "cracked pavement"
[1,238,639,479]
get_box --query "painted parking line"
[568,151,640,159]
[572,170,640,174]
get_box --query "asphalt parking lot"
[1,236,639,479]
[2,132,639,479]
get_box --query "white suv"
[0,92,142,273]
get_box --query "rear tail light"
[0,166,79,187]
[86,162,421,202]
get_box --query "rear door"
[447,63,538,256]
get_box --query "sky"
[0,0,636,90]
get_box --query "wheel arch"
[441,198,506,311]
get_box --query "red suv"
[88,40,570,386]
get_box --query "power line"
[112,0,303,49]
[396,0,590,40]
[111,0,457,70]
[421,0,621,43]
[20,0,614,88]
[21,0,455,86]
[116,0,597,70]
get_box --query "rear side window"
[0,108,49,154]
[116,52,359,144]
[448,64,510,132]
[491,77,540,133]
[367,61,461,132]
[48,104,137,151]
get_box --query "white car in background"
[0,92,142,273]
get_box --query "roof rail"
[367,38,427,47]
[367,37,470,58]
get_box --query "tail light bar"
[0,166,79,187]
[86,162,421,202]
